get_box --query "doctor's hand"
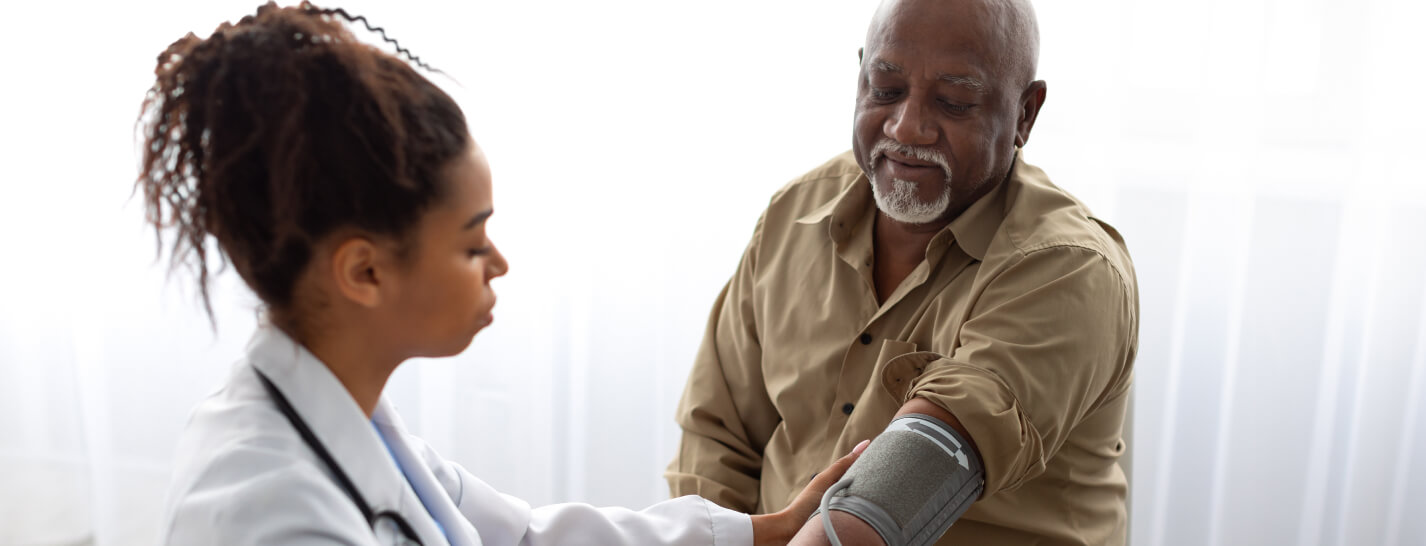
[749,439,870,546]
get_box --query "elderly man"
[666,0,1138,544]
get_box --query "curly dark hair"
[136,1,469,324]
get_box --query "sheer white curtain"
[1,0,1422,544]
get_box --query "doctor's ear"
[330,237,386,308]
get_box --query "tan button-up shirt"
[667,151,1138,545]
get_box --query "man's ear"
[1014,80,1048,148]
[330,237,384,308]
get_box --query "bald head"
[865,0,1040,89]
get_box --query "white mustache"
[870,139,952,180]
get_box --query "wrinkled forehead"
[865,0,1037,87]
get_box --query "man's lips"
[881,149,939,169]
[883,161,941,182]
[877,153,945,182]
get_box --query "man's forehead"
[866,0,1039,84]
[867,6,999,63]
[870,0,992,40]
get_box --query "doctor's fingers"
[804,439,871,497]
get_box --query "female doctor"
[137,3,864,545]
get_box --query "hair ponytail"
[137,2,469,321]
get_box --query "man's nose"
[884,98,937,146]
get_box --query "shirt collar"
[796,170,872,244]
[945,153,1021,262]
[792,152,1022,262]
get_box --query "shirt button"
[842,402,855,415]
[859,333,873,345]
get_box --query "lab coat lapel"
[372,401,481,546]
[245,327,448,545]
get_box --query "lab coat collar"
[244,325,462,546]
[372,399,481,545]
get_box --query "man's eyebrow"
[463,209,493,230]
[872,59,903,73]
[938,74,989,94]
[870,59,988,94]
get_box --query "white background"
[1,0,1423,544]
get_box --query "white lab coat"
[160,326,752,545]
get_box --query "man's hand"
[750,439,870,545]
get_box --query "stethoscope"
[254,367,426,545]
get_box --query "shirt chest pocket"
[879,345,949,404]
[861,340,919,414]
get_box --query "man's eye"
[869,88,901,101]
[941,100,973,114]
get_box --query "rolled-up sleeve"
[665,212,780,512]
[901,245,1135,494]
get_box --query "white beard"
[870,176,952,224]
[868,139,954,224]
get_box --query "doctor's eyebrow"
[463,209,493,230]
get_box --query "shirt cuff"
[882,351,1045,494]
[703,497,753,546]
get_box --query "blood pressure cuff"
[817,413,985,546]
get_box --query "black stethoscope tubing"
[254,367,425,545]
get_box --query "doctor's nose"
[486,245,509,281]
